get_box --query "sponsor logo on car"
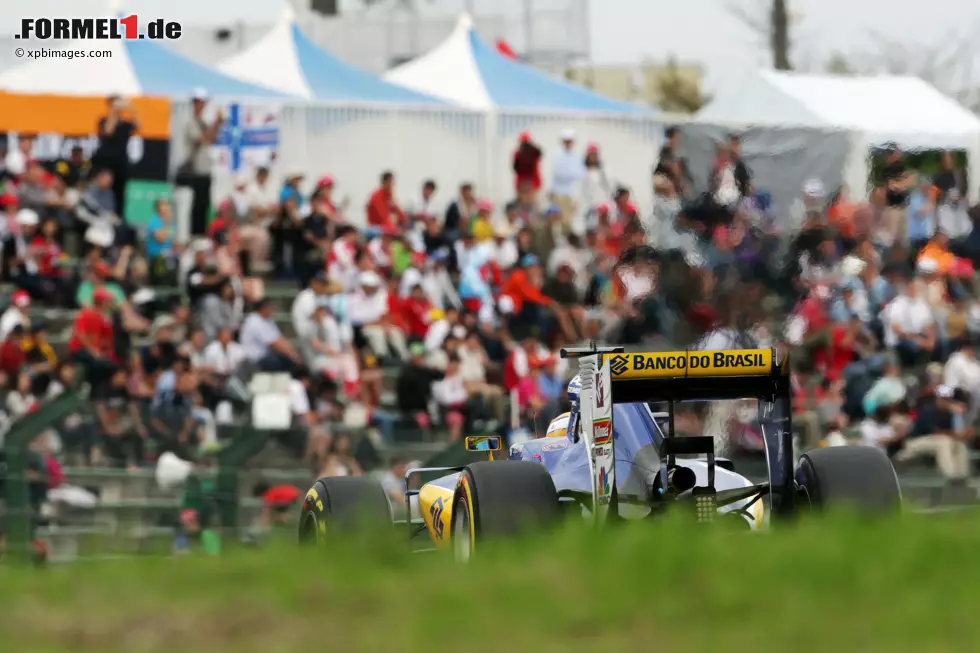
[541,439,568,452]
[593,445,611,458]
[609,355,630,376]
[597,465,611,497]
[593,418,611,445]
[608,349,773,379]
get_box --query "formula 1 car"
[298,346,902,558]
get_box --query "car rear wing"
[564,346,795,519]
[602,348,789,404]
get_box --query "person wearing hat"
[269,171,306,275]
[68,285,118,389]
[550,128,585,234]
[179,87,224,236]
[513,132,543,194]
[0,289,30,341]
[488,220,519,270]
[347,270,409,362]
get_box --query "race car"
[298,346,901,558]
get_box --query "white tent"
[217,6,437,103]
[697,70,980,201]
[385,13,646,113]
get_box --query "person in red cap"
[366,170,406,231]
[68,285,117,389]
[512,131,542,194]
[0,289,30,340]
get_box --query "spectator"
[199,280,239,341]
[0,323,26,378]
[0,289,30,340]
[513,132,543,195]
[654,126,692,197]
[859,404,909,454]
[347,270,408,363]
[431,355,470,441]
[93,365,147,468]
[580,143,611,230]
[396,342,443,431]
[550,129,585,234]
[6,371,37,419]
[536,355,566,424]
[728,134,752,200]
[443,183,477,241]
[380,456,410,507]
[145,198,179,285]
[31,216,69,305]
[366,171,406,231]
[319,432,363,477]
[240,299,303,373]
[178,88,223,236]
[5,134,33,178]
[68,286,117,388]
[94,95,139,215]
[409,179,439,226]
[896,385,972,480]
[878,144,912,247]
[202,327,247,378]
[288,366,331,467]
[881,279,937,366]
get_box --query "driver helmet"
[545,412,571,438]
[567,374,582,403]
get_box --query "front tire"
[298,476,392,545]
[450,460,559,561]
[796,446,902,513]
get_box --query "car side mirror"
[465,436,501,452]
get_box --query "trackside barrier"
[3,391,83,561]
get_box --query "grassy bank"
[2,513,979,653]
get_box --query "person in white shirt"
[291,273,335,343]
[347,270,408,362]
[5,136,32,177]
[409,179,439,224]
[203,328,247,376]
[944,341,980,419]
[297,298,364,400]
[0,290,30,340]
[239,299,303,372]
[880,279,936,366]
[550,128,586,234]
[423,306,460,354]
[859,406,907,452]
[432,355,470,442]
[487,222,519,271]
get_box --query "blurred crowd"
[1,90,980,497]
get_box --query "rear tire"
[797,446,902,513]
[450,460,559,561]
[298,476,392,545]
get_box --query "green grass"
[3,512,980,652]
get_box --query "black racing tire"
[298,476,392,545]
[450,460,559,560]
[797,445,902,513]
